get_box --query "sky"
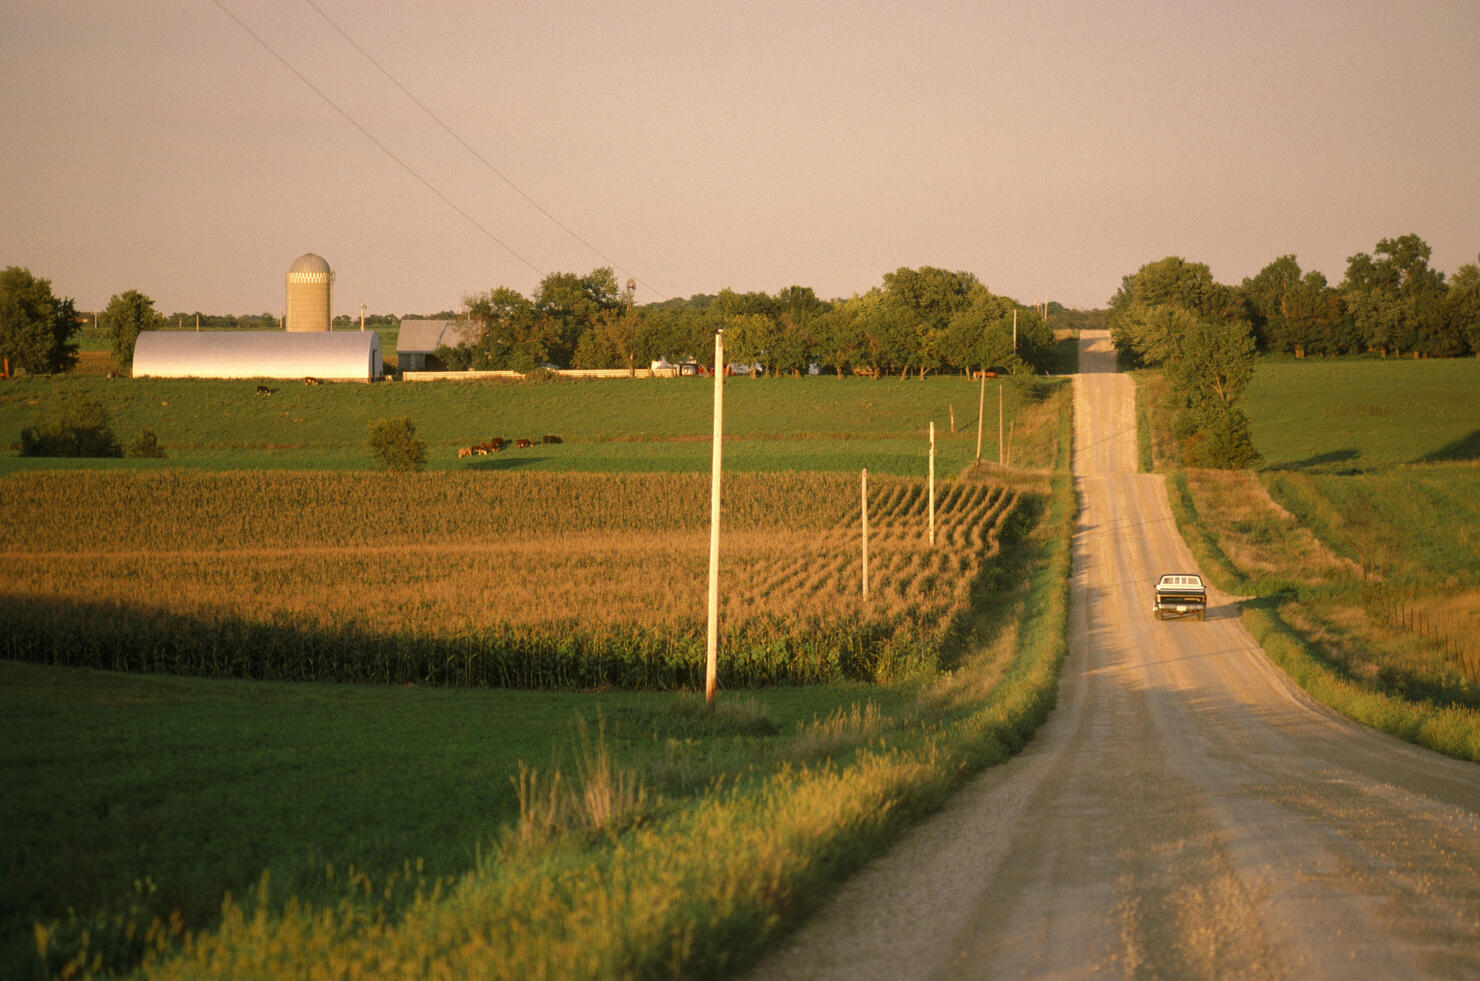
[2,0,1477,318]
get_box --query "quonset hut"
[132,331,383,381]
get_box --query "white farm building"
[132,331,384,381]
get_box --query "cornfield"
[0,470,1034,688]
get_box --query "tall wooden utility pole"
[928,421,936,546]
[360,303,366,331]
[861,468,870,601]
[975,371,986,461]
[705,330,725,709]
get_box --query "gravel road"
[747,330,1480,979]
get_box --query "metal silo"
[285,253,333,332]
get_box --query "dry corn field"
[0,470,1036,688]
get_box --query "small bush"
[366,417,426,472]
[18,394,122,457]
[125,428,167,459]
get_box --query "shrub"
[19,394,122,457]
[366,417,426,472]
[125,428,167,459]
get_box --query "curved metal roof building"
[132,331,383,381]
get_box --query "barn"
[132,331,384,381]
[396,319,482,372]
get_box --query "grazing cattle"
[304,376,321,386]
[255,384,271,395]
[490,437,506,450]
[515,438,535,449]
[458,446,473,459]
[472,445,489,456]
[542,435,562,444]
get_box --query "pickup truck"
[1153,573,1207,621]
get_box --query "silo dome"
[285,252,333,332]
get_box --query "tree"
[814,297,869,376]
[464,286,547,369]
[1448,258,1480,355]
[1109,257,1239,364]
[366,417,426,472]
[773,285,826,375]
[1165,317,1261,469]
[533,268,622,366]
[102,289,164,368]
[724,313,778,375]
[1240,255,1303,351]
[20,393,122,457]
[0,266,79,374]
[1110,256,1259,467]
[1279,271,1353,356]
[1341,234,1454,356]
[879,267,981,378]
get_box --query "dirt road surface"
[747,330,1480,979]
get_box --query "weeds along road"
[748,330,1480,979]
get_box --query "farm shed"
[396,319,482,372]
[132,331,383,381]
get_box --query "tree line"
[1237,234,1479,358]
[439,266,1061,378]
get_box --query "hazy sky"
[3,0,1477,317]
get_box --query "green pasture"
[0,373,1036,476]
[1241,356,1480,581]
[0,660,897,978]
[1246,356,1480,471]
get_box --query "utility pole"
[360,303,366,332]
[928,421,936,546]
[861,468,870,602]
[975,371,986,461]
[1012,309,1018,355]
[706,330,725,710]
[999,383,1004,466]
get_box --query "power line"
[214,0,545,280]
[300,0,668,300]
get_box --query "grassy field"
[0,372,1051,476]
[0,369,1073,978]
[1157,354,1480,762]
[1246,356,1480,470]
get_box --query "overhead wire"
[215,0,663,296]
[299,0,667,299]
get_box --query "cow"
[458,446,473,459]
[304,376,321,386]
[515,438,535,449]
[542,435,562,444]
[255,384,272,395]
